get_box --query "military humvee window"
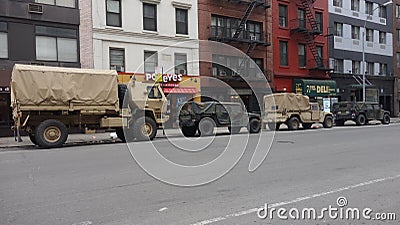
[147,86,162,99]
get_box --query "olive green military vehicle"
[178,101,261,137]
[263,93,334,131]
[11,64,168,148]
[332,102,390,126]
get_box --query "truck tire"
[115,128,126,142]
[198,118,215,136]
[181,126,197,137]
[382,113,390,124]
[35,119,68,148]
[323,116,333,128]
[133,116,157,141]
[247,118,261,133]
[335,120,345,126]
[267,123,280,131]
[29,133,38,146]
[287,117,300,130]
[356,114,366,126]
[302,123,312,129]
[228,126,241,134]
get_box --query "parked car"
[178,101,261,137]
[263,93,334,131]
[332,102,390,126]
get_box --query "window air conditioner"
[28,4,43,14]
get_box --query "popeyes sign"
[145,73,183,83]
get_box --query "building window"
[334,22,343,37]
[0,22,7,59]
[351,0,359,11]
[143,3,157,31]
[212,55,263,78]
[396,5,400,18]
[176,8,188,35]
[352,61,360,74]
[279,5,287,28]
[298,9,306,29]
[334,59,344,73]
[366,62,374,75]
[106,0,121,27]
[397,29,400,42]
[175,53,187,74]
[365,1,373,15]
[210,15,262,41]
[144,51,158,74]
[379,5,387,18]
[315,12,323,32]
[352,26,360,39]
[298,44,306,68]
[35,0,76,8]
[280,41,288,66]
[35,26,78,62]
[379,31,386,44]
[379,63,387,75]
[397,52,400,67]
[109,48,125,72]
[366,29,374,42]
[333,0,342,7]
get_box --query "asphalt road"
[1,124,399,225]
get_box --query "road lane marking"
[191,174,400,225]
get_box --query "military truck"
[178,101,261,137]
[332,102,390,126]
[10,64,168,148]
[263,93,333,131]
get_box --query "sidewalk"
[1,119,399,149]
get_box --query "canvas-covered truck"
[263,93,334,131]
[10,64,168,148]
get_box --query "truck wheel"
[133,116,157,141]
[335,120,345,126]
[181,126,197,137]
[302,123,312,129]
[287,117,300,130]
[115,128,126,142]
[247,118,261,133]
[35,119,68,148]
[356,114,366,126]
[323,116,333,128]
[267,123,280,131]
[228,126,241,134]
[382,114,390,125]
[198,118,215,136]
[29,133,38,146]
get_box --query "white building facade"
[91,0,199,77]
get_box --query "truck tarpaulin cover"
[11,64,119,111]
[264,93,310,112]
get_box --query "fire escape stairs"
[299,0,326,70]
[232,0,258,39]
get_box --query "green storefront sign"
[293,79,337,97]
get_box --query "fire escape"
[209,0,271,79]
[291,0,329,71]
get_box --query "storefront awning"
[293,79,337,97]
[163,87,198,94]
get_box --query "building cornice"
[171,1,192,9]
[140,0,161,4]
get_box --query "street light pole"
[362,0,392,103]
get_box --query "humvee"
[263,93,333,131]
[332,102,390,126]
[178,101,261,137]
